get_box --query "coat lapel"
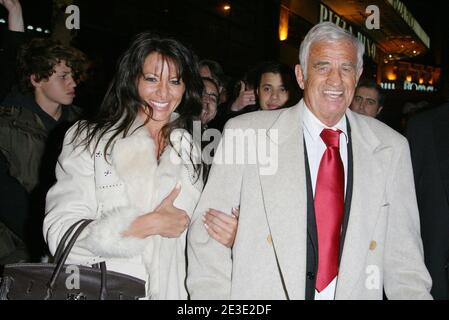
[336,110,392,299]
[111,113,185,213]
[258,102,308,299]
[112,119,158,212]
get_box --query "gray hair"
[299,22,364,79]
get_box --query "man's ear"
[377,106,383,115]
[295,64,305,90]
[30,74,41,88]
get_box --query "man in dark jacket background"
[0,0,86,263]
[407,103,449,299]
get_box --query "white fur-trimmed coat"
[43,115,203,299]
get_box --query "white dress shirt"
[302,104,348,300]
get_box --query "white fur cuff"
[83,206,148,258]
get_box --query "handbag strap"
[99,261,107,299]
[46,219,108,300]
[92,262,108,299]
[53,219,87,262]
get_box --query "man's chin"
[58,100,74,106]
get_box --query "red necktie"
[314,128,345,292]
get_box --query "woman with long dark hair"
[43,32,232,299]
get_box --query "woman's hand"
[123,183,190,239]
[203,207,239,248]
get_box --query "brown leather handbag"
[0,219,146,300]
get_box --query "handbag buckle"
[67,292,87,300]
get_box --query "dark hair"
[74,32,203,176]
[17,38,87,93]
[199,59,227,89]
[356,78,385,106]
[254,61,301,108]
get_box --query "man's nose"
[67,75,77,88]
[361,98,370,109]
[327,68,343,86]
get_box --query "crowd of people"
[1,0,448,300]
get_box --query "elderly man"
[187,22,431,300]
[349,79,384,118]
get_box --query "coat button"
[267,235,272,245]
[369,240,377,251]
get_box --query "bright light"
[27,25,34,30]
[279,6,289,41]
[0,19,6,24]
[388,54,392,58]
[223,5,231,11]
[413,50,417,54]
[36,27,42,32]
[419,78,424,84]
[406,75,412,82]
[44,29,50,34]
[387,73,397,81]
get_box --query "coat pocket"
[95,184,127,213]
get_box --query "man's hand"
[0,0,24,32]
[230,81,256,111]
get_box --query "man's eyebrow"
[356,95,377,102]
[342,62,356,66]
[312,61,330,67]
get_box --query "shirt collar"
[302,103,348,144]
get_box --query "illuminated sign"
[380,82,396,90]
[386,0,430,48]
[403,81,434,92]
[381,81,435,92]
[319,4,376,61]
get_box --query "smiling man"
[0,36,86,263]
[187,22,432,300]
